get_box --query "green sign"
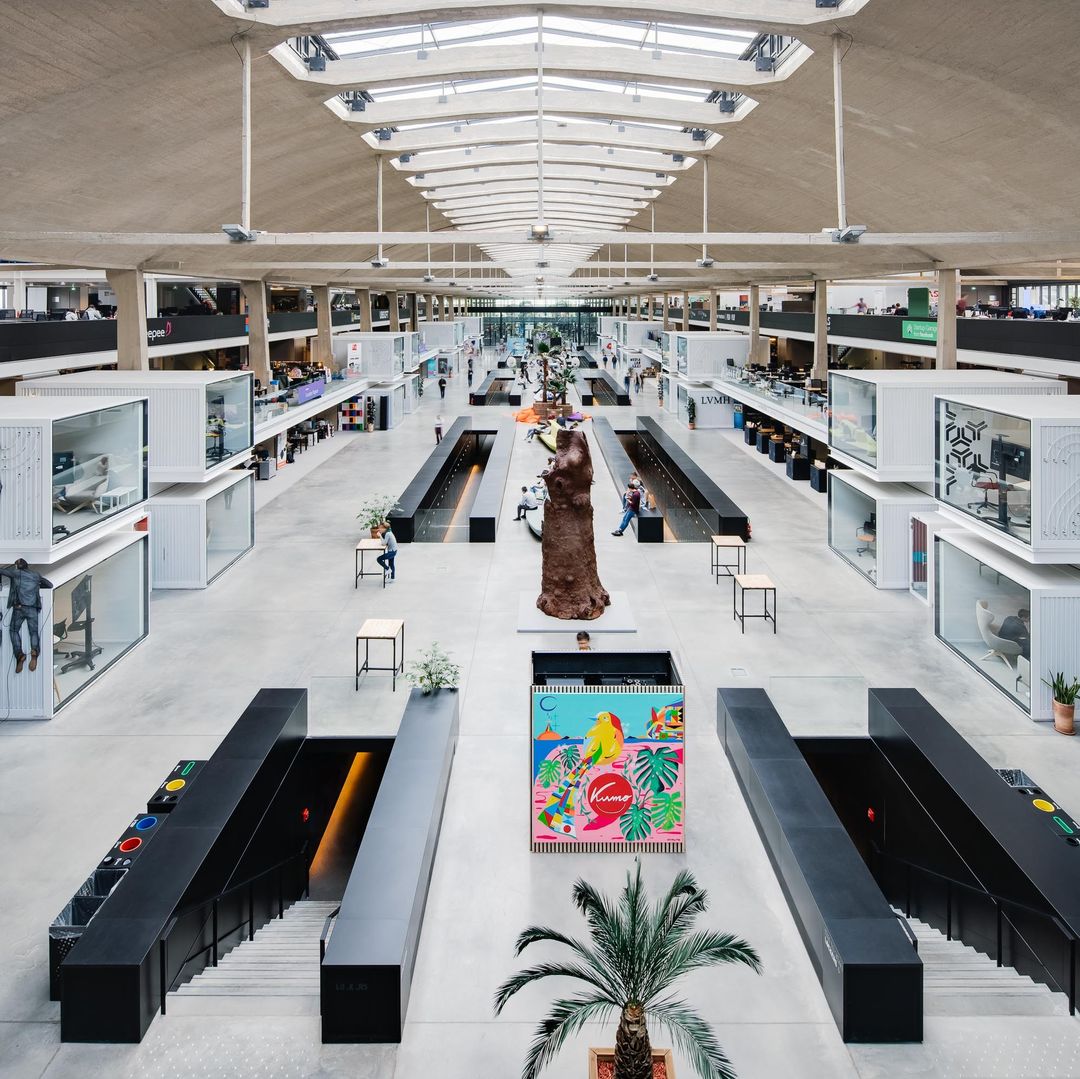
[901,319,938,343]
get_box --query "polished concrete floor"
[3,360,1080,1078]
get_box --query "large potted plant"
[356,493,400,538]
[494,860,760,1079]
[1043,671,1080,735]
[405,644,461,695]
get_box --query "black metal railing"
[158,843,309,1016]
[872,844,1077,1014]
[319,905,341,962]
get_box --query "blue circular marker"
[135,816,158,831]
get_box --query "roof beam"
[346,88,751,131]
[369,119,709,155]
[396,143,689,175]
[406,162,677,189]
[433,193,649,212]
[423,179,661,201]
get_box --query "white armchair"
[975,600,1022,668]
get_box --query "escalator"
[413,431,494,542]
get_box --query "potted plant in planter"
[686,398,696,430]
[494,860,760,1079]
[405,643,460,694]
[1043,671,1080,735]
[356,493,400,538]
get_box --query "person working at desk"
[997,608,1031,660]
[0,559,53,673]
[376,523,398,582]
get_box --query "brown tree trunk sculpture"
[537,429,611,620]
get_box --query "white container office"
[666,331,752,377]
[828,469,937,588]
[424,320,466,352]
[0,396,148,563]
[0,530,149,719]
[334,332,407,380]
[828,370,1063,483]
[598,316,620,341]
[908,510,953,605]
[934,528,1080,721]
[149,470,254,589]
[19,371,253,484]
[678,384,735,429]
[935,394,1080,565]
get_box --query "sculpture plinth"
[537,429,610,621]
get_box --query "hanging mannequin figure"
[1,559,53,673]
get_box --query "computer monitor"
[71,575,92,624]
[53,451,75,476]
[990,436,1030,480]
[726,358,735,367]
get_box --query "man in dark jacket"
[612,484,642,536]
[1,559,53,672]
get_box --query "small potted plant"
[1043,671,1080,735]
[356,493,400,538]
[686,397,697,430]
[405,643,460,695]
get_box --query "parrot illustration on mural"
[537,711,625,838]
[647,702,684,740]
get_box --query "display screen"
[531,687,685,852]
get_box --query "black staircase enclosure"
[469,370,522,406]
[470,420,514,542]
[590,418,663,542]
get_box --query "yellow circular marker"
[165,779,186,792]
[1033,798,1055,813]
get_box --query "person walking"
[434,413,444,444]
[0,559,53,673]
[376,523,398,582]
[514,486,538,521]
[438,376,447,399]
[612,483,641,536]
[623,371,631,396]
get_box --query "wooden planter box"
[588,1048,675,1078]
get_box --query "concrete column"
[408,293,419,331]
[662,294,670,330]
[708,291,718,330]
[749,284,761,364]
[241,280,270,383]
[681,291,690,331]
[144,276,158,318]
[644,295,653,322]
[105,269,149,371]
[813,279,828,381]
[358,289,372,332]
[427,293,436,322]
[314,285,332,367]
[936,268,959,370]
[388,291,400,330]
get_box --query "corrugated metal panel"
[1037,596,1080,721]
[1039,425,1080,548]
[0,423,45,545]
[150,502,205,588]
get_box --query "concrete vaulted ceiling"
[0,0,1078,296]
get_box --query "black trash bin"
[48,869,126,1000]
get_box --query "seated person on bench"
[513,486,538,521]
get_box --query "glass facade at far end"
[935,536,1031,712]
[829,374,878,466]
[936,400,1032,547]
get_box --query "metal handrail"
[157,843,309,1015]
[319,905,342,962]
[873,844,1076,1014]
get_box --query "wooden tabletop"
[357,618,404,639]
[711,535,746,548]
[355,538,385,551]
[735,574,775,590]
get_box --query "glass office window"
[205,376,252,467]
[936,401,1032,546]
[935,537,1031,710]
[676,336,688,373]
[828,478,878,583]
[206,475,254,584]
[52,402,147,541]
[52,539,148,708]
[661,332,671,364]
[830,375,878,466]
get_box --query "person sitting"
[514,486,538,521]
[576,631,592,651]
[524,425,546,442]
[997,607,1031,659]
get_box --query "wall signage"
[531,687,685,853]
[902,319,938,343]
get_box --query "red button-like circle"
[118,837,142,854]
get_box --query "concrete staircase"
[166,899,337,1017]
[901,912,1070,1016]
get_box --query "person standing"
[83,303,101,320]
[434,413,444,444]
[0,559,53,673]
[376,523,398,582]
[438,376,447,399]
[623,371,631,396]
[612,483,641,536]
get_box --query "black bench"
[469,420,515,542]
[590,418,664,542]
[321,688,459,1042]
[580,369,630,406]
[718,687,922,1043]
[469,371,521,406]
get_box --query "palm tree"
[493,860,761,1079]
